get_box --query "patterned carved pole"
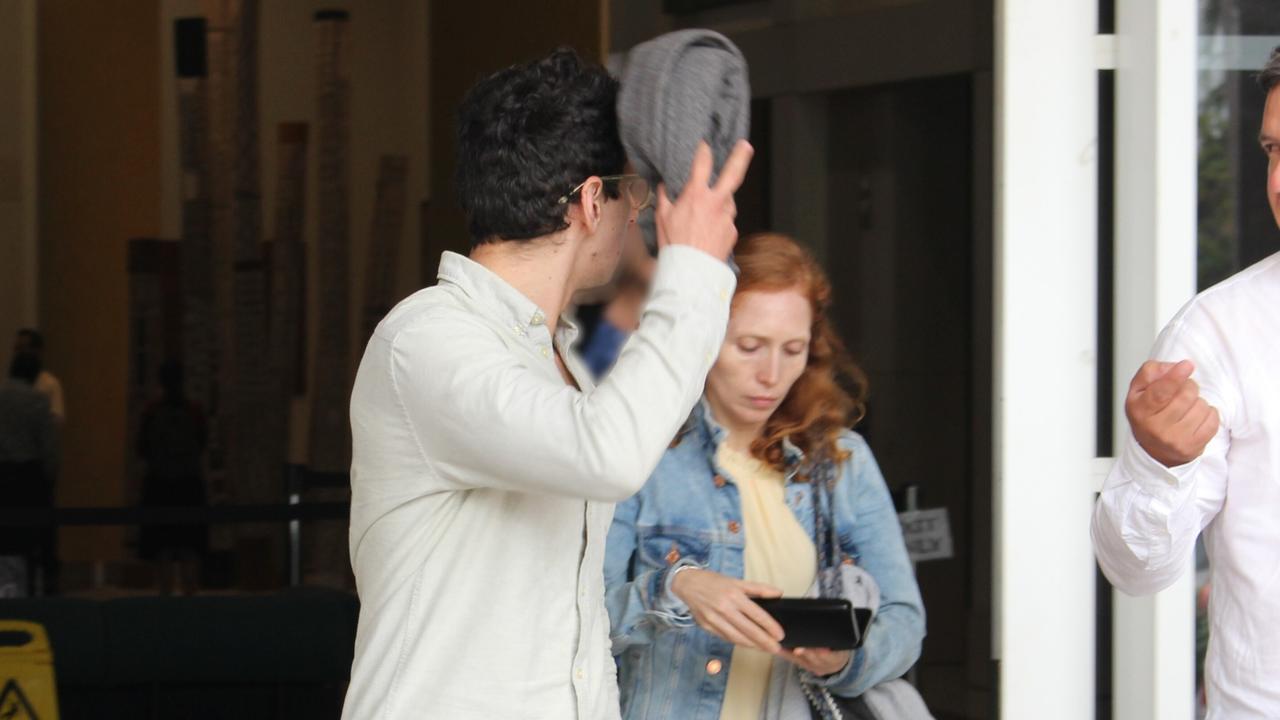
[268,123,309,469]
[362,155,409,344]
[309,9,352,473]
[227,0,276,506]
[201,0,235,477]
[174,17,215,461]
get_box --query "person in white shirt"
[1092,46,1280,718]
[341,48,753,720]
[13,329,64,424]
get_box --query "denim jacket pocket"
[636,526,713,571]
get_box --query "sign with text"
[898,508,953,563]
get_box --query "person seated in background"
[604,233,926,719]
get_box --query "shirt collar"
[436,251,578,345]
[691,398,805,468]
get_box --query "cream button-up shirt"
[1093,252,1280,719]
[342,245,735,719]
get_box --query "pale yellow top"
[716,444,816,720]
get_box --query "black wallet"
[752,597,872,650]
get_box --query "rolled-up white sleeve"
[392,245,736,501]
[1091,312,1232,596]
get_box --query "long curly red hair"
[732,233,868,473]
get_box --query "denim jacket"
[604,402,926,720]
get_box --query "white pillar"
[993,1,1097,717]
[1111,1,1198,718]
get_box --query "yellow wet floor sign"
[0,621,57,720]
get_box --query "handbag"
[802,456,933,720]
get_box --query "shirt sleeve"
[1091,308,1233,596]
[392,245,736,501]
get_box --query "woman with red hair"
[604,233,926,719]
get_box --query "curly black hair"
[1261,45,1280,94]
[455,47,626,244]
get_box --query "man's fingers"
[685,142,714,193]
[1177,400,1218,442]
[711,139,754,196]
[1142,374,1198,415]
[654,183,673,248]
[1131,359,1193,394]
[1160,379,1202,418]
[1192,406,1221,446]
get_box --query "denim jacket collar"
[436,251,579,348]
[690,398,806,471]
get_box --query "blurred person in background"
[14,329,64,424]
[0,350,59,596]
[136,361,207,594]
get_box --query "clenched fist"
[1125,359,1220,468]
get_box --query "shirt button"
[531,311,545,326]
[540,346,550,358]
[719,288,729,301]
[727,520,740,534]
[576,668,585,680]
[713,475,727,488]
[706,658,723,675]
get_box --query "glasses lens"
[627,177,653,210]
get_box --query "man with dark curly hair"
[343,47,753,719]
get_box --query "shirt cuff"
[652,244,737,309]
[1119,432,1201,494]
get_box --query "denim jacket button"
[727,521,740,534]
[705,658,723,675]
[713,475,727,488]
[665,544,680,565]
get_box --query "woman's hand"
[780,647,852,677]
[670,567,785,653]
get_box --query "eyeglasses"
[557,174,655,211]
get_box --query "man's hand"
[655,140,754,262]
[670,567,785,654]
[1126,359,1220,468]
